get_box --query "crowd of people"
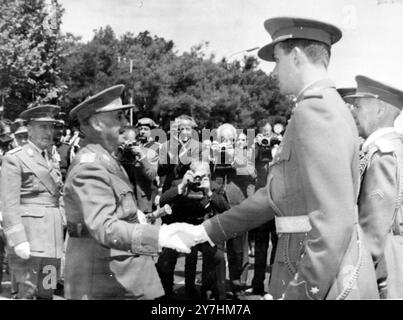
[0,15,403,300]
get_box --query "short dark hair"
[278,39,331,68]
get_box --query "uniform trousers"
[8,254,60,299]
[250,219,278,294]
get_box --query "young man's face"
[272,45,299,95]
[15,133,29,147]
[28,121,54,150]
[350,98,379,139]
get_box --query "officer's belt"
[275,216,312,234]
[20,196,59,207]
[67,221,91,238]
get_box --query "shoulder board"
[7,146,22,155]
[374,138,394,153]
[79,152,96,164]
[301,89,324,101]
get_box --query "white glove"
[158,223,198,254]
[14,241,31,260]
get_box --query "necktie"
[41,150,46,159]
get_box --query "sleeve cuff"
[4,224,27,247]
[131,223,160,255]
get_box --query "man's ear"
[88,115,103,132]
[377,100,387,118]
[292,46,308,68]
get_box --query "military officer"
[0,104,64,299]
[63,85,189,300]
[11,119,29,148]
[173,17,380,300]
[345,75,403,299]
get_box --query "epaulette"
[301,89,324,101]
[6,146,22,155]
[374,138,394,154]
[79,152,96,164]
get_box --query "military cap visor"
[14,126,28,135]
[19,105,61,123]
[344,75,403,110]
[70,85,134,122]
[257,17,342,61]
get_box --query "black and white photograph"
[1,0,403,304]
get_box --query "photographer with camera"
[247,121,281,297]
[117,122,159,217]
[156,160,228,300]
[209,123,256,299]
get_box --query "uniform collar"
[295,78,335,103]
[362,127,396,153]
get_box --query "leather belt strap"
[21,196,59,207]
[275,215,312,234]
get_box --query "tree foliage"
[0,0,65,119]
[1,2,291,129]
[60,27,292,130]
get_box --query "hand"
[14,241,30,260]
[255,133,264,145]
[178,170,193,193]
[131,145,145,159]
[199,177,211,196]
[159,223,199,253]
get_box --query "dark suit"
[63,142,163,300]
[203,79,379,300]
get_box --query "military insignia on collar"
[80,152,96,164]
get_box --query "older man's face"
[97,110,130,150]
[350,98,379,139]
[28,121,54,150]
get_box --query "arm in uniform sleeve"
[202,186,274,244]
[284,99,356,300]
[136,147,158,182]
[359,152,396,265]
[67,161,160,255]
[0,154,27,247]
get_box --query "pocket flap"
[21,210,45,218]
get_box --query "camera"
[188,175,202,191]
[211,144,234,171]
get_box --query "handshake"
[158,222,213,253]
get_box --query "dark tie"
[41,150,46,159]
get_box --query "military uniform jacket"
[0,142,64,258]
[122,140,159,214]
[63,142,163,299]
[203,79,379,300]
[358,129,403,298]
